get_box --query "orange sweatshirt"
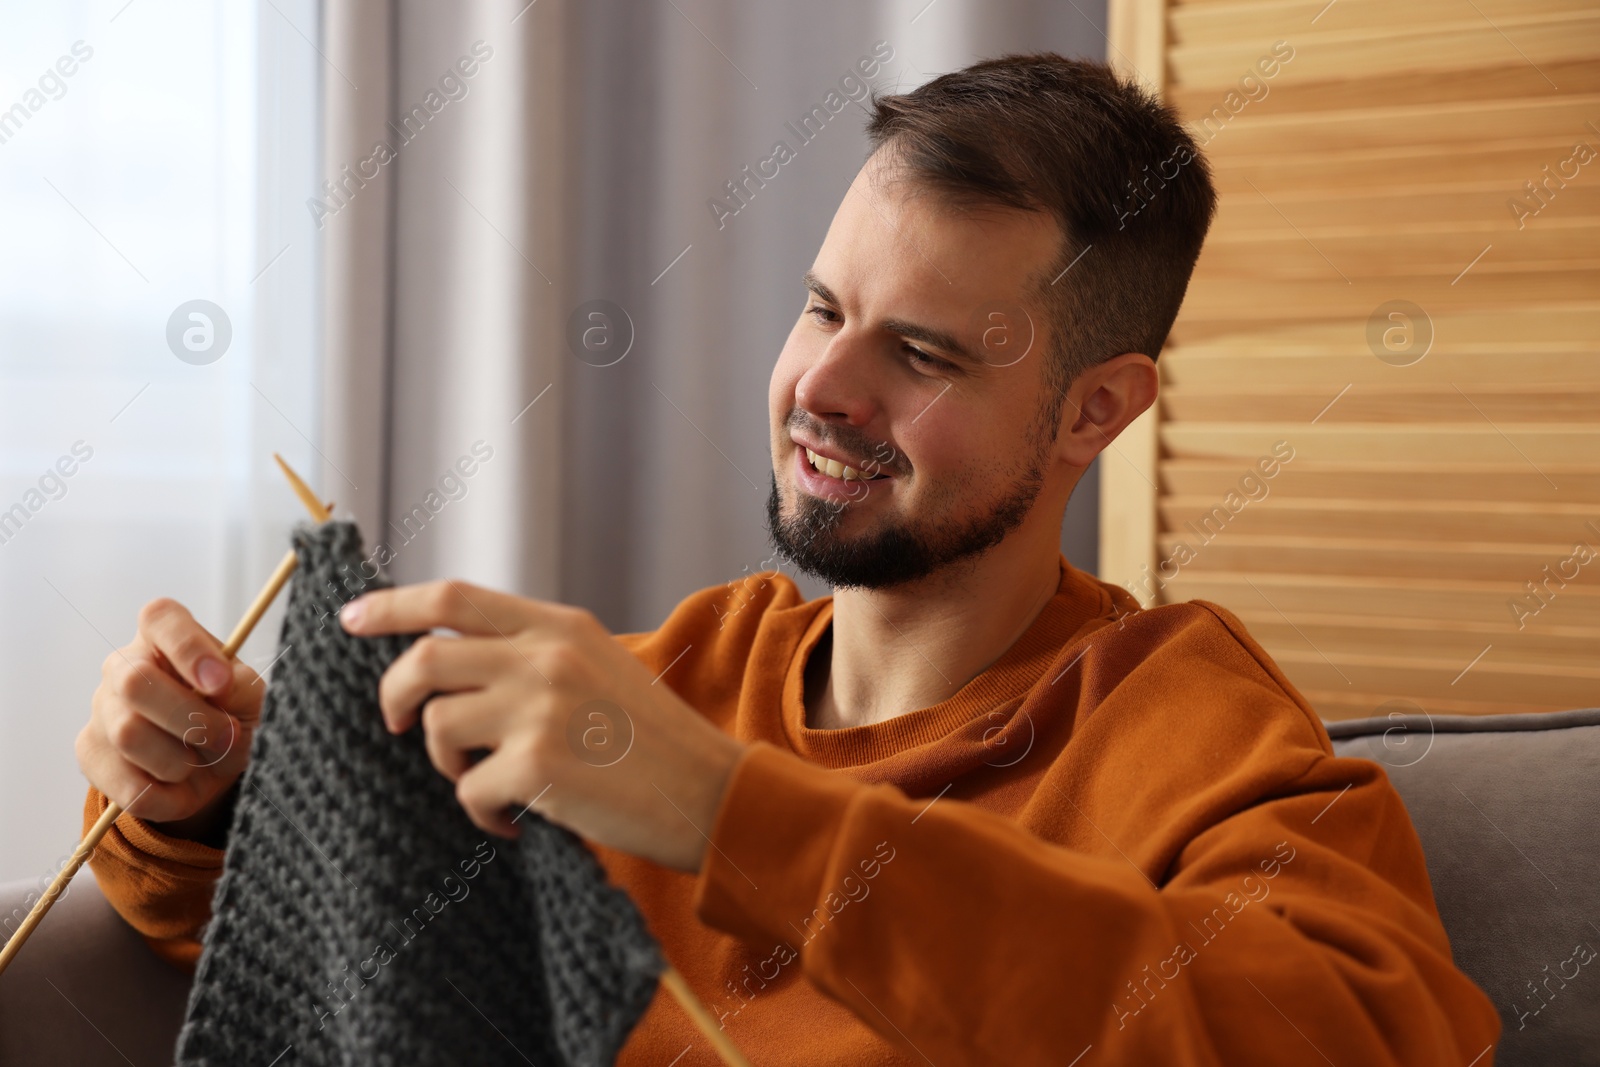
[84,555,1501,1065]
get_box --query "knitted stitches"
[174,521,664,1067]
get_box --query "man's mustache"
[784,409,907,477]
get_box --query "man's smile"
[792,444,890,501]
[800,441,889,482]
[787,430,896,502]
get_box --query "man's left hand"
[338,580,745,873]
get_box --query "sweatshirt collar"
[772,554,1124,780]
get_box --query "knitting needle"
[662,966,754,1067]
[273,451,333,524]
[0,457,332,977]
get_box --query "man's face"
[766,150,1068,590]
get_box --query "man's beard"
[764,441,1051,590]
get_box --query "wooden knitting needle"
[662,966,754,1066]
[0,456,332,977]
[273,451,333,525]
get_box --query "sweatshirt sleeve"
[691,739,1502,1066]
[82,784,224,973]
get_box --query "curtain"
[319,0,1107,633]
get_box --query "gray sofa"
[1324,707,1600,1066]
[2,709,1596,1065]
[0,864,191,1064]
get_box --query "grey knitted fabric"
[174,521,665,1067]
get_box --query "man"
[79,54,1501,1064]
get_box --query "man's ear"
[1053,352,1158,468]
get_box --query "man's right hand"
[76,597,264,843]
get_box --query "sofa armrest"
[0,874,192,1064]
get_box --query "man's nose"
[794,331,880,427]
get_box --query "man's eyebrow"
[879,315,978,365]
[801,269,978,364]
[802,269,838,306]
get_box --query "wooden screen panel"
[1101,0,1600,719]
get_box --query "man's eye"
[806,304,839,324]
[905,345,948,370]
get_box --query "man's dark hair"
[864,53,1216,437]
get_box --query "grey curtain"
[319,0,1107,633]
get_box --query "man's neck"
[803,540,1064,731]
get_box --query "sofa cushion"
[1328,707,1600,1067]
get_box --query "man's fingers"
[76,738,196,823]
[339,579,549,639]
[454,750,528,839]
[96,702,202,784]
[220,660,266,724]
[137,597,233,697]
[419,692,514,782]
[378,635,506,734]
[105,651,237,745]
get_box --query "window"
[0,0,321,883]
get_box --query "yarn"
[174,521,664,1067]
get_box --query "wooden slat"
[1169,0,1596,50]
[1236,613,1600,666]
[1204,138,1600,196]
[1167,571,1600,629]
[1109,0,1168,92]
[1161,460,1600,504]
[1195,224,1600,280]
[1193,95,1600,158]
[1264,649,1600,709]
[1161,351,1600,386]
[1171,17,1600,90]
[1163,423,1599,466]
[1100,411,1161,606]
[1161,385,1600,423]
[1171,306,1600,350]
[1160,495,1600,543]
[1178,273,1600,325]
[1099,0,1167,605]
[1155,532,1593,581]
[1210,186,1600,237]
[1169,58,1600,118]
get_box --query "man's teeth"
[806,448,877,481]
